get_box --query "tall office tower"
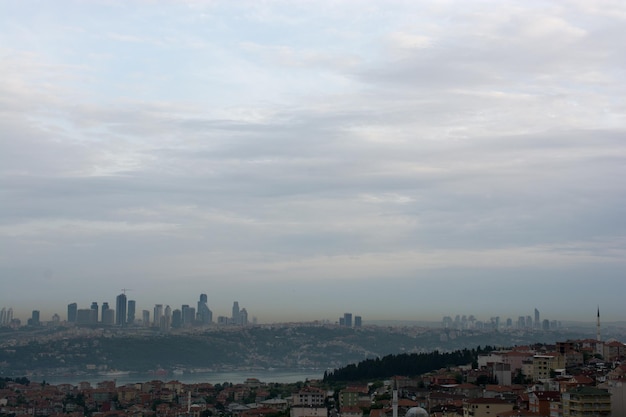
[67,303,78,323]
[153,304,163,327]
[142,310,150,326]
[116,293,127,326]
[182,305,195,326]
[101,302,110,322]
[197,293,213,325]
[163,305,172,330]
[506,318,513,327]
[354,315,362,327]
[6,308,13,324]
[30,310,40,326]
[239,308,248,326]
[171,309,182,328]
[0,308,5,325]
[127,300,136,325]
[339,317,345,326]
[102,308,115,325]
[526,316,533,328]
[344,313,352,328]
[232,301,240,325]
[91,302,99,324]
[534,308,540,329]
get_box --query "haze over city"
[1,1,625,323]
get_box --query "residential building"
[462,398,513,417]
[533,355,564,381]
[562,386,610,417]
[291,387,327,417]
[528,391,560,416]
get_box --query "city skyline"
[0,295,613,327]
[1,1,625,323]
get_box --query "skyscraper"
[127,300,136,325]
[30,310,40,326]
[344,312,352,328]
[354,315,362,327]
[534,308,540,329]
[232,301,240,325]
[101,302,110,322]
[197,293,213,325]
[163,305,171,330]
[67,303,77,323]
[153,304,163,327]
[116,293,127,326]
[142,310,150,326]
[182,304,195,326]
[102,308,115,325]
[91,302,99,324]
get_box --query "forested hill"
[323,346,496,382]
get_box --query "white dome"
[405,407,429,417]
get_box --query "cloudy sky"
[1,0,625,324]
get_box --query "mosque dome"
[405,407,429,417]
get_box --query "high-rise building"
[344,313,352,328]
[153,304,163,327]
[127,300,136,325]
[354,316,362,327]
[197,293,213,325]
[534,308,540,329]
[240,308,248,326]
[116,293,127,326]
[101,302,110,322]
[67,303,77,323]
[102,308,115,325]
[172,309,182,328]
[91,302,99,324]
[182,305,195,326]
[29,310,40,326]
[163,305,172,331]
[142,310,150,326]
[232,301,240,325]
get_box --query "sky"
[1,0,625,324]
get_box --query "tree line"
[323,346,496,381]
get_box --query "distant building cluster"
[59,292,254,330]
[0,307,16,327]
[442,308,561,331]
[339,312,362,328]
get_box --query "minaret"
[596,306,603,356]
[596,306,601,342]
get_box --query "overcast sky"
[1,0,625,324]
